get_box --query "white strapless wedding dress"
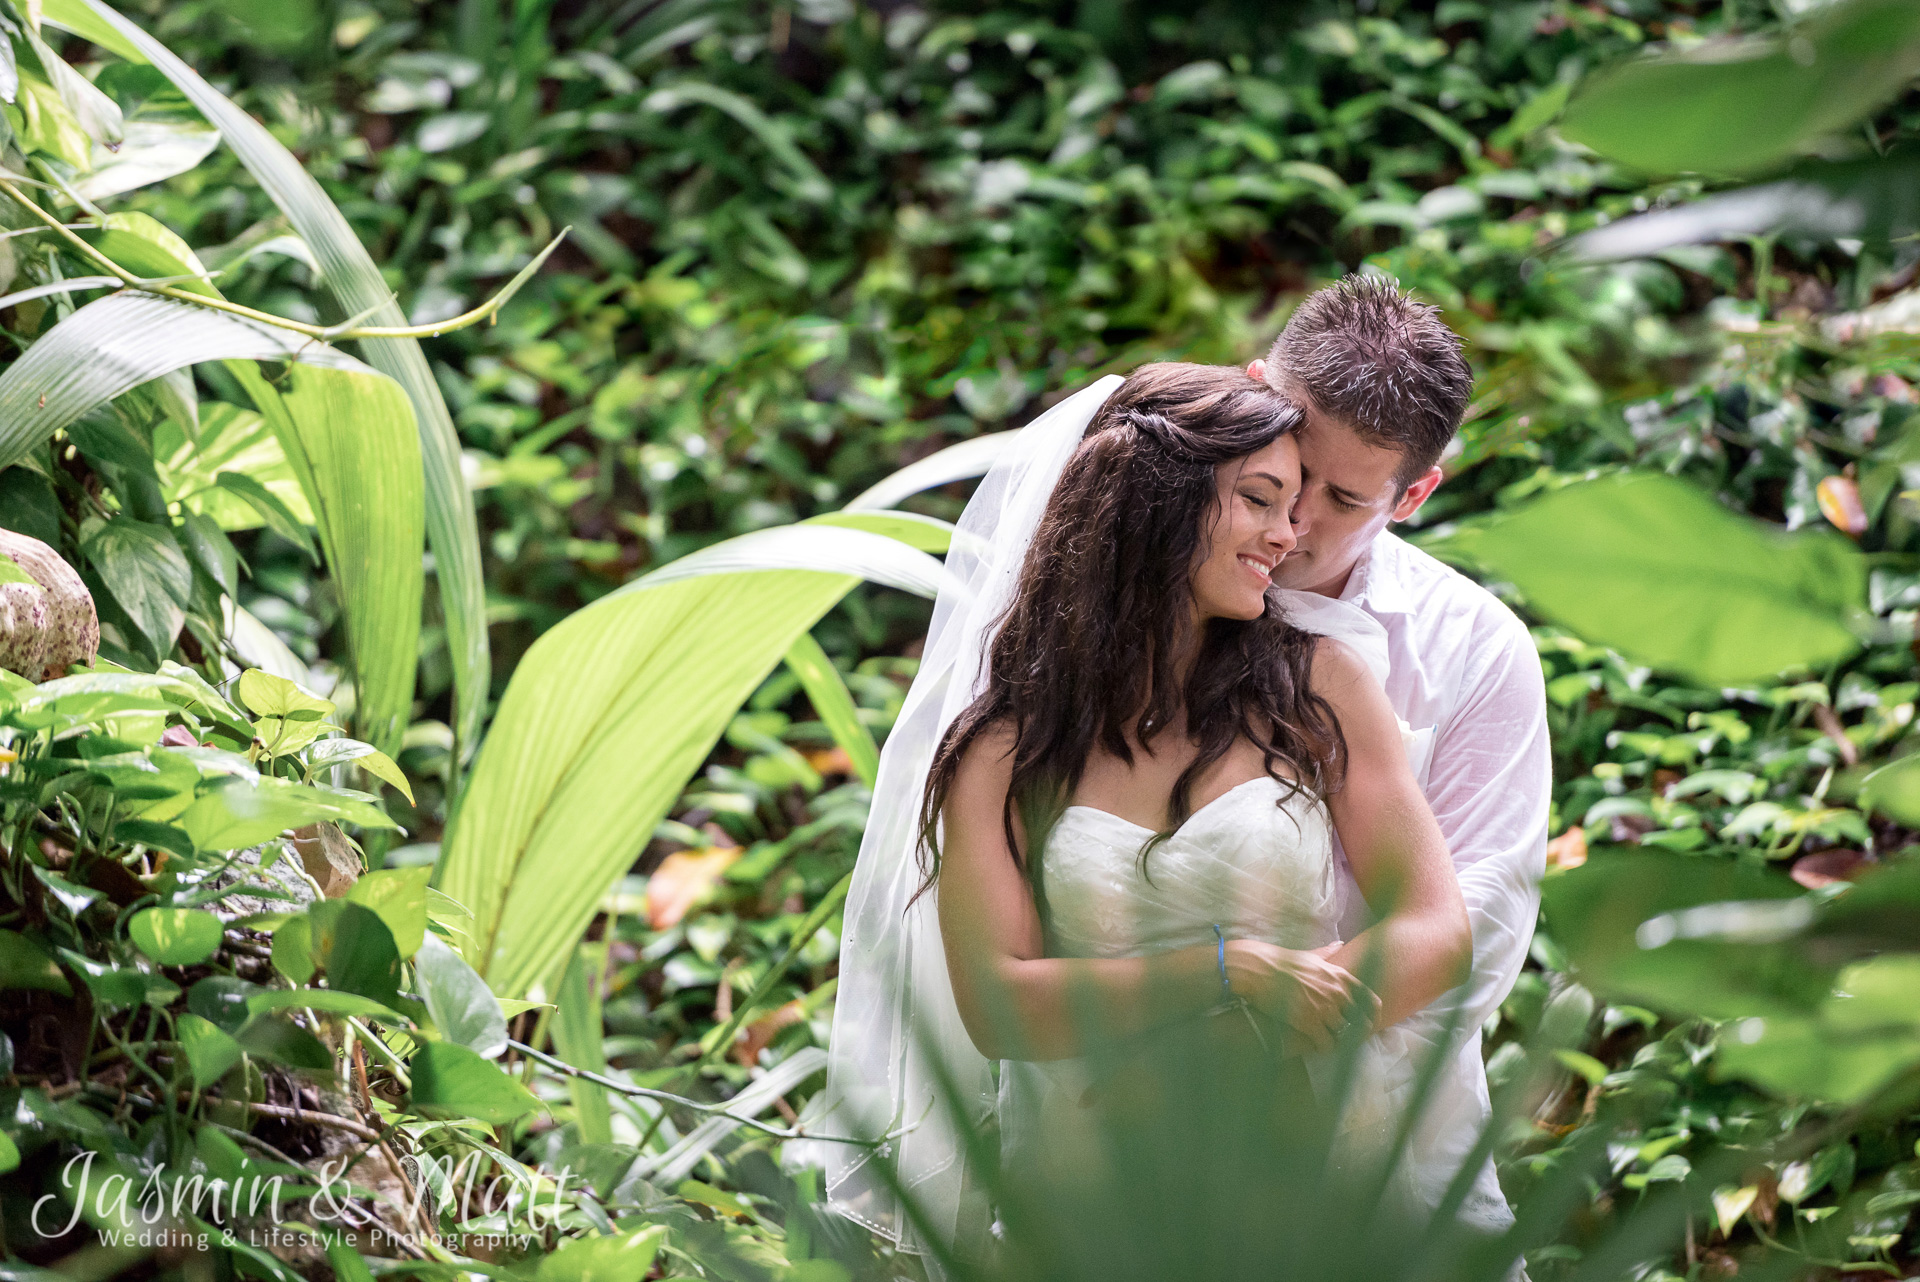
[994,773,1427,1221]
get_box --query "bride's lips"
[1237,553,1274,584]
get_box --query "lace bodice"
[1041,775,1338,959]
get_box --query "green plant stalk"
[695,871,851,1071]
[503,1037,876,1147]
[345,1017,411,1091]
[0,177,568,343]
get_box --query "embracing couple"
[794,275,1550,1275]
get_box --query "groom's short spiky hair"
[1264,273,1472,490]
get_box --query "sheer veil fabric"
[786,374,1396,1270]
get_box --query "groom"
[1248,274,1551,1231]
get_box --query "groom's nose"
[1288,492,1311,536]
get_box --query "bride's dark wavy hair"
[912,362,1348,916]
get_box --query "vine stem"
[503,1037,886,1148]
[0,176,568,342]
[695,871,851,1071]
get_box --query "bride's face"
[1190,434,1302,623]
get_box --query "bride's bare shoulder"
[947,717,1019,801]
[1306,634,1376,695]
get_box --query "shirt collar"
[1336,530,1416,616]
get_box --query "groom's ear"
[1391,465,1444,522]
[1246,358,1266,382]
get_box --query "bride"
[794,362,1474,1272]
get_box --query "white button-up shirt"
[1329,528,1551,1227]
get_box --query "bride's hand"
[1223,940,1378,1052]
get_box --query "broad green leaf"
[155,401,316,531]
[14,72,92,169]
[1542,850,1832,1022]
[235,1015,333,1072]
[782,632,879,789]
[1560,0,1920,176]
[412,931,508,1058]
[175,512,238,598]
[409,1041,543,1125]
[0,292,375,473]
[307,738,415,804]
[239,669,337,758]
[82,0,491,773]
[231,361,423,758]
[1434,473,1866,686]
[552,944,611,1145]
[344,866,432,959]
[308,900,403,1008]
[1859,755,1920,827]
[325,1240,377,1282]
[40,0,149,63]
[71,96,220,202]
[176,774,396,852]
[247,987,408,1024]
[156,660,246,726]
[175,1012,243,1089]
[214,471,316,563]
[188,975,261,1033]
[434,525,945,998]
[32,867,100,917]
[1714,956,1920,1103]
[0,1131,19,1176]
[531,1224,668,1282]
[81,516,191,659]
[57,949,178,1010]
[237,669,334,720]
[79,212,215,298]
[0,261,419,762]
[272,914,314,984]
[128,907,222,965]
[0,928,71,996]
[804,509,955,553]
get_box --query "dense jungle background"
[4,0,1920,1278]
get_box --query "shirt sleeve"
[1406,607,1550,1040]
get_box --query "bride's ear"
[1246,358,1266,382]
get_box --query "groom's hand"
[1224,940,1380,1052]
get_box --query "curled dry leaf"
[0,531,98,679]
[1815,475,1868,537]
[1789,848,1871,889]
[646,845,741,931]
[733,999,806,1067]
[804,745,854,778]
[1546,826,1588,872]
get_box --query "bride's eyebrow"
[1242,471,1291,492]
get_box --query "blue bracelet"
[1212,923,1231,1000]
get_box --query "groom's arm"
[1418,609,1550,1037]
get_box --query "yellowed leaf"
[646,846,741,930]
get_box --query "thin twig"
[85,1084,383,1142]
[504,1037,888,1148]
[696,871,851,1070]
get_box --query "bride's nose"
[1268,517,1298,558]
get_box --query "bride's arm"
[1312,638,1474,1032]
[937,723,1233,1062]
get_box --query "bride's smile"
[1190,433,1301,625]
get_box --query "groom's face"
[1247,363,1443,598]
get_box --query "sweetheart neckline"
[1060,775,1288,840]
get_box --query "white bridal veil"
[786,373,1392,1268]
